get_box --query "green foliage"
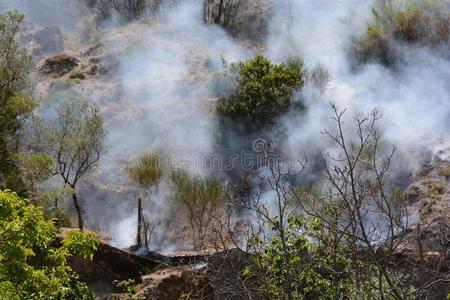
[62,231,100,260]
[216,55,305,124]
[352,1,449,66]
[125,152,164,192]
[246,216,353,300]
[113,278,137,295]
[0,11,36,192]
[33,100,105,179]
[0,190,96,299]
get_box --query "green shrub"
[216,55,305,124]
[62,230,100,260]
[245,216,353,299]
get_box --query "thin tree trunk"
[72,192,83,230]
[137,198,143,247]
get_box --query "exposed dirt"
[58,229,160,296]
[136,265,213,300]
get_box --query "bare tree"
[202,0,241,27]
[93,0,172,21]
[203,105,449,299]
[171,169,224,250]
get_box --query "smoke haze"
[5,0,449,249]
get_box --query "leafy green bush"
[216,55,305,124]
[0,190,97,299]
[351,2,449,66]
[62,230,100,260]
[245,216,353,299]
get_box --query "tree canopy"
[0,11,36,192]
[216,55,305,124]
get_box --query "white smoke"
[267,0,450,172]
[7,0,449,249]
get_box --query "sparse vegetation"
[171,169,224,250]
[351,1,449,66]
[125,152,164,192]
[32,100,106,230]
[113,279,137,296]
[441,165,450,178]
[219,106,447,299]
[203,0,272,40]
[125,152,164,249]
[69,70,86,80]
[428,182,446,199]
[216,55,305,124]
[90,0,173,22]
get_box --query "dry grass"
[351,4,449,66]
[427,182,446,199]
[440,165,450,178]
